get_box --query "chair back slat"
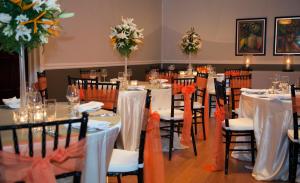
[28,126,34,157]
[65,122,72,148]
[196,73,208,106]
[68,76,98,90]
[42,125,46,157]
[138,90,151,165]
[53,124,59,150]
[291,85,300,140]
[12,128,20,154]
[214,79,230,127]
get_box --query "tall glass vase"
[187,53,193,75]
[19,45,27,108]
[123,56,128,88]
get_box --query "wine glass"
[66,85,79,104]
[101,68,108,82]
[89,69,97,79]
[127,69,132,81]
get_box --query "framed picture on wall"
[235,18,267,56]
[274,16,300,55]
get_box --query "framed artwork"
[274,16,300,55]
[235,18,267,56]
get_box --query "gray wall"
[162,0,300,65]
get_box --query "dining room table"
[237,90,300,182]
[0,102,121,183]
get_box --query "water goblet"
[101,68,108,82]
[89,69,97,79]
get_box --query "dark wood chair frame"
[289,84,300,183]
[214,79,256,174]
[107,90,151,183]
[0,112,89,183]
[160,77,197,160]
[37,71,48,102]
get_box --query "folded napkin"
[161,83,172,89]
[127,85,145,91]
[156,79,168,83]
[76,101,104,113]
[68,119,111,131]
[241,88,267,95]
[2,97,20,109]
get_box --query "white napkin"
[68,119,111,131]
[127,85,145,91]
[156,79,168,83]
[2,97,20,109]
[76,101,104,113]
[161,83,171,89]
[241,88,267,95]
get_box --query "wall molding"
[161,59,290,65]
[44,60,160,70]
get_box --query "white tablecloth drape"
[117,90,147,151]
[82,123,121,183]
[238,94,300,181]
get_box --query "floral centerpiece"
[180,27,202,70]
[0,0,73,108]
[109,17,144,78]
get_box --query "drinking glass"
[101,68,108,82]
[89,69,97,79]
[66,85,80,117]
[44,99,57,134]
[127,69,132,81]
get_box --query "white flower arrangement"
[180,27,202,55]
[0,0,74,53]
[110,17,144,57]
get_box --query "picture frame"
[274,16,300,56]
[235,18,267,56]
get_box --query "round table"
[238,93,297,181]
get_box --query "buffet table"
[0,103,121,183]
[238,93,299,181]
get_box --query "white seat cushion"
[108,149,139,173]
[157,109,184,120]
[222,118,254,131]
[288,129,300,143]
[193,101,204,109]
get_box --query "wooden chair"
[229,74,252,118]
[82,81,120,113]
[214,79,255,174]
[107,90,151,183]
[36,71,48,102]
[193,72,208,140]
[0,113,89,182]
[288,84,300,183]
[158,77,197,160]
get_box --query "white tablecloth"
[238,93,299,181]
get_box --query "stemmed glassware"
[101,68,108,82]
[66,85,80,117]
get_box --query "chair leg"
[289,140,294,182]
[137,168,144,183]
[117,174,122,183]
[225,131,231,175]
[73,172,81,183]
[289,141,298,183]
[191,125,197,156]
[169,121,174,161]
[201,110,206,140]
[209,95,212,117]
[250,132,255,165]
[194,110,198,135]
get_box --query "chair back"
[214,79,230,127]
[67,76,98,89]
[195,73,208,107]
[138,90,152,166]
[229,74,252,89]
[80,69,100,79]
[171,77,195,117]
[0,112,88,157]
[36,71,48,102]
[291,85,300,140]
[81,81,120,113]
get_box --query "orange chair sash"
[180,85,195,146]
[144,112,165,183]
[0,139,86,183]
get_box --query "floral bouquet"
[0,0,74,53]
[180,27,202,55]
[110,17,144,58]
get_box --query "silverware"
[90,113,116,117]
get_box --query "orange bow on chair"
[180,85,195,146]
[0,140,86,183]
